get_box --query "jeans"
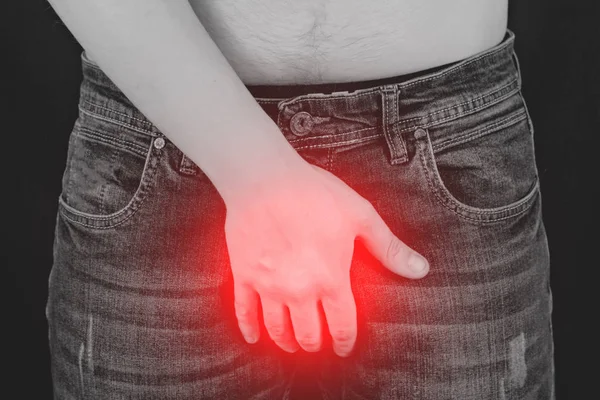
[47,29,555,399]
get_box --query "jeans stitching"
[79,104,157,137]
[276,32,515,109]
[281,79,519,154]
[58,144,161,227]
[431,109,527,153]
[82,99,155,127]
[75,127,149,158]
[288,126,377,143]
[294,133,381,151]
[415,129,540,222]
[396,78,519,129]
[179,154,199,175]
[383,88,399,159]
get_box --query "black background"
[6,0,598,399]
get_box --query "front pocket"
[58,116,162,229]
[414,108,540,224]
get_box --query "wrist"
[214,140,311,206]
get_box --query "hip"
[47,29,554,399]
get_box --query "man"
[46,0,554,398]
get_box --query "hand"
[224,162,430,357]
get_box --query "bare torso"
[91,0,509,85]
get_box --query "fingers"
[288,299,322,352]
[321,284,357,357]
[234,282,260,344]
[261,296,300,353]
[356,203,430,279]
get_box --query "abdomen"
[189,0,509,84]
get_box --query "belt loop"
[180,153,198,175]
[380,84,409,165]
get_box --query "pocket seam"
[58,140,161,229]
[415,127,540,224]
[432,108,527,154]
[75,127,149,159]
[79,104,157,138]
[396,78,520,135]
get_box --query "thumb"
[356,203,430,279]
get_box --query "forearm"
[48,0,306,203]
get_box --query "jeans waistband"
[79,30,521,165]
[244,59,461,99]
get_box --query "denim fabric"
[47,29,554,399]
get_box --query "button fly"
[413,128,427,140]
[290,112,315,136]
[153,137,166,149]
